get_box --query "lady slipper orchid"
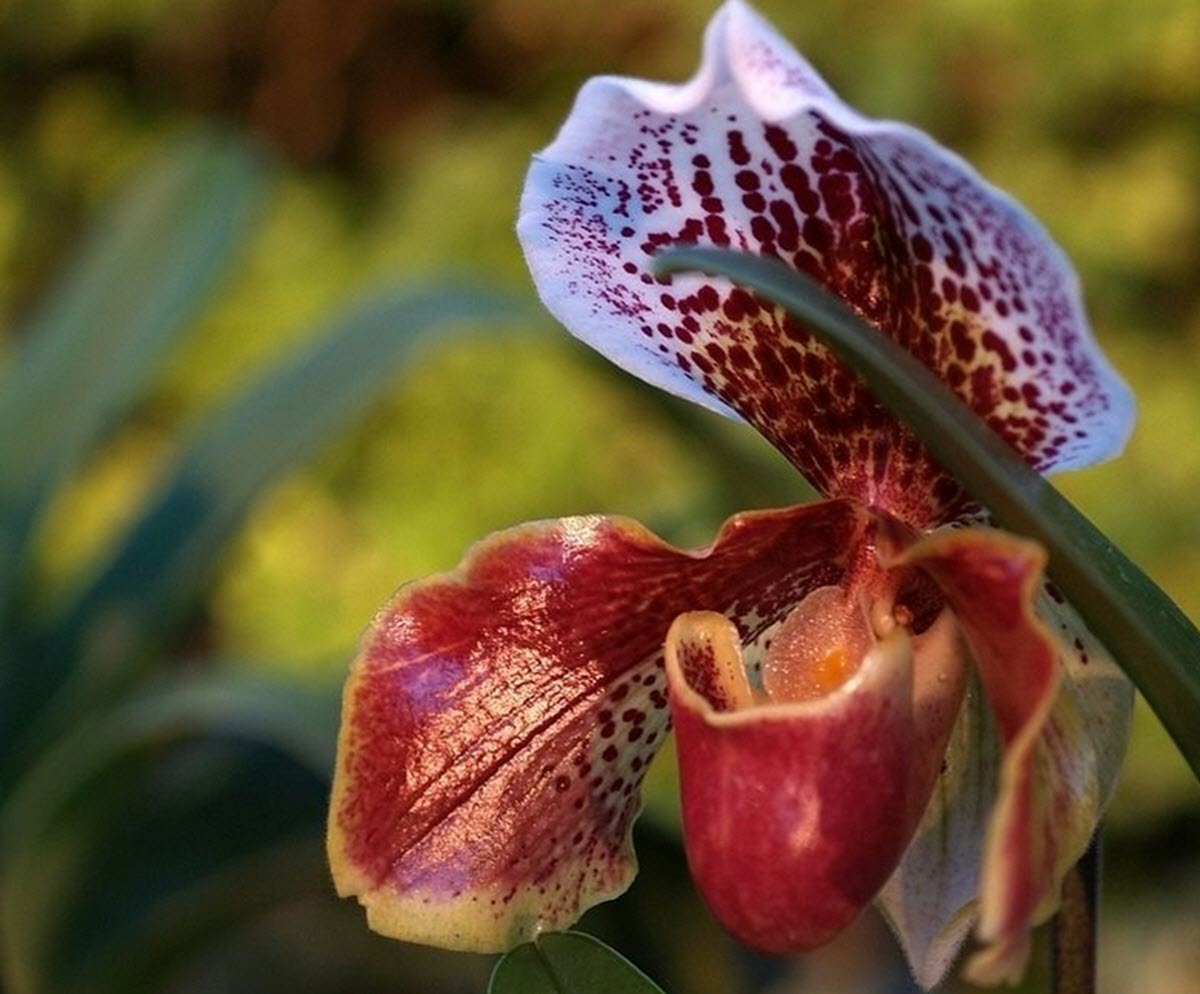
[328,2,1136,987]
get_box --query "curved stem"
[654,247,1200,783]
[1051,830,1100,994]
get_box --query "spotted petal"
[328,500,870,951]
[519,0,1133,527]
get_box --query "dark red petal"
[886,526,1069,982]
[329,499,869,951]
[878,552,1133,989]
[519,1,1133,527]
[666,607,966,953]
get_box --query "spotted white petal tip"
[520,0,1134,522]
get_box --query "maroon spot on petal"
[950,321,976,362]
[818,173,856,222]
[911,233,934,263]
[728,344,753,369]
[705,214,730,244]
[982,329,1018,372]
[755,344,789,387]
[750,215,777,245]
[727,130,752,166]
[764,123,799,161]
[831,148,858,172]
[802,215,832,253]
[696,285,720,311]
[769,201,800,252]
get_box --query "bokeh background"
[0,0,1197,992]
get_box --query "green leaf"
[0,128,267,613]
[7,286,525,772]
[655,246,1200,782]
[0,669,337,994]
[489,932,667,994]
[1,667,337,860]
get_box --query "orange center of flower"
[761,585,873,703]
[811,645,854,695]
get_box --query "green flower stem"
[654,246,1200,781]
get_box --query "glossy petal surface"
[667,613,916,952]
[329,500,869,951]
[519,0,1133,526]
[666,604,964,953]
[662,523,967,955]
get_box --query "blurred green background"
[0,0,1196,991]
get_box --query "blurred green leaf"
[0,668,337,994]
[1,666,337,868]
[0,128,266,613]
[8,285,526,772]
[489,932,667,994]
[656,246,1200,783]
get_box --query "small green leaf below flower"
[488,931,667,994]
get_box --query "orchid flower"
[327,2,1136,987]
